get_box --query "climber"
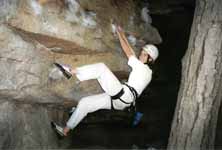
[51,25,159,137]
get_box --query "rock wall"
[0,0,162,149]
[0,100,59,149]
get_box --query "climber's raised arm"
[116,26,136,59]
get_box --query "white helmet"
[142,44,159,61]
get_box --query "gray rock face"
[0,25,44,93]
[0,0,19,22]
[0,100,59,149]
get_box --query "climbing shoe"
[51,122,65,137]
[54,63,72,79]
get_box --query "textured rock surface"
[0,100,59,149]
[0,0,163,149]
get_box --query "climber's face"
[139,50,149,63]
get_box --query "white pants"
[66,63,133,129]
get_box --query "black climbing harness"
[110,83,138,111]
[110,84,144,127]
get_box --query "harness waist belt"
[110,84,138,101]
[110,84,139,110]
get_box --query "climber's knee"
[78,97,88,107]
[78,97,92,110]
[96,63,109,71]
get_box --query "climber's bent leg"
[66,93,111,129]
[75,63,123,96]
